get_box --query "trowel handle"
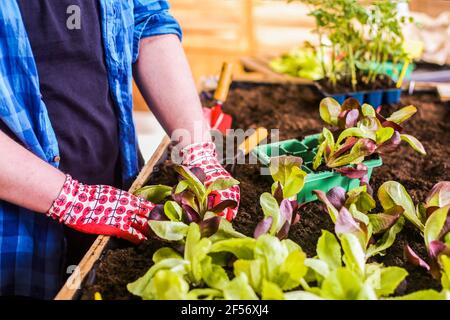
[238,127,268,156]
[213,62,233,103]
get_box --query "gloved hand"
[47,175,155,244]
[180,142,240,221]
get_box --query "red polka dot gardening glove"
[47,175,155,244]
[180,142,240,221]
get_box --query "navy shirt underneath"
[16,0,122,187]
[14,0,124,266]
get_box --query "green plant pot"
[252,134,382,203]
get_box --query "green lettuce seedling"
[210,234,308,299]
[127,223,308,300]
[127,223,233,300]
[134,165,239,241]
[254,156,307,239]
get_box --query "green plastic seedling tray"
[252,134,382,203]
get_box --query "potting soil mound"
[82,83,449,300]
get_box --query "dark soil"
[316,74,397,94]
[82,83,449,300]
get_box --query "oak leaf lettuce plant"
[134,165,240,241]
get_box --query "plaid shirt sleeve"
[132,0,183,62]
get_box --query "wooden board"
[240,55,314,85]
[54,135,171,300]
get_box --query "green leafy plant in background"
[288,0,412,90]
[269,43,324,80]
[313,97,425,179]
[254,156,306,239]
[134,165,239,241]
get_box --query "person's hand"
[47,175,155,244]
[180,142,240,221]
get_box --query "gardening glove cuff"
[180,142,240,221]
[47,175,155,244]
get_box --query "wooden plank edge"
[54,135,171,300]
[239,56,314,85]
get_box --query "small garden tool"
[202,62,234,135]
[226,127,268,174]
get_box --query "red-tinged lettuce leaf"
[425,181,450,208]
[428,240,450,259]
[338,108,360,129]
[272,181,284,205]
[149,204,169,221]
[345,109,360,128]
[327,138,376,168]
[335,207,368,246]
[424,205,450,248]
[404,245,430,271]
[273,199,298,240]
[335,163,368,179]
[292,213,301,225]
[338,109,349,129]
[254,216,273,238]
[276,220,291,240]
[190,167,207,184]
[209,200,238,214]
[199,216,221,238]
[174,189,200,216]
[326,186,346,210]
[438,216,450,240]
[280,199,294,223]
[314,189,339,222]
[360,173,373,196]
[376,131,401,154]
[376,112,404,132]
[376,105,382,114]
[182,204,201,223]
[207,191,220,211]
[341,97,361,111]
[331,137,358,159]
[368,206,403,234]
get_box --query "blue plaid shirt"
[0,0,181,299]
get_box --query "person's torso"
[17,0,122,187]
